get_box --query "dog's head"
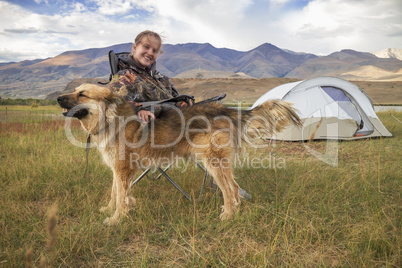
[57,83,126,133]
[57,83,123,118]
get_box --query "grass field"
[0,105,401,267]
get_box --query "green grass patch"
[0,109,401,267]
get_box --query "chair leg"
[129,168,150,188]
[129,166,192,202]
[157,167,191,201]
[197,162,210,202]
[130,162,219,203]
[153,164,172,180]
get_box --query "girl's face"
[132,36,161,68]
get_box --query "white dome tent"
[252,77,393,140]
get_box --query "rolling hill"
[0,42,400,99]
[286,49,402,81]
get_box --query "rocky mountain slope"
[0,42,400,99]
[286,49,402,81]
[372,48,402,60]
[55,77,402,105]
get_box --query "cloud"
[4,27,77,35]
[4,27,40,34]
[0,48,34,63]
[88,0,155,16]
[0,1,139,61]
[145,0,402,54]
[276,0,402,54]
[73,2,86,12]
[0,0,401,62]
[146,0,258,49]
[92,0,134,15]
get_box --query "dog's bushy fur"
[58,84,301,225]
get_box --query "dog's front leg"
[103,167,134,225]
[100,171,117,214]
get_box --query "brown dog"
[57,83,301,225]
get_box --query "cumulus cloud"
[147,0,402,54]
[92,0,133,15]
[146,0,262,49]
[0,1,145,61]
[0,0,401,62]
[73,2,86,12]
[277,0,402,54]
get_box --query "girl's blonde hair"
[133,30,163,54]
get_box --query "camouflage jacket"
[108,55,179,113]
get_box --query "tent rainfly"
[251,76,393,141]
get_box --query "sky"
[0,0,401,63]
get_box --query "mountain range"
[372,48,402,60]
[0,43,400,99]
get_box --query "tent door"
[321,86,374,137]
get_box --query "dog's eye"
[78,91,87,97]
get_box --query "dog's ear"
[104,91,124,122]
[104,91,124,106]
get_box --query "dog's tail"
[241,100,302,141]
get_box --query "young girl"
[109,30,191,122]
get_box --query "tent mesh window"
[321,86,374,136]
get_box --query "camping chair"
[128,94,227,202]
[129,162,212,202]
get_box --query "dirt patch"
[352,81,402,105]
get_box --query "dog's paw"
[219,211,234,220]
[103,216,119,226]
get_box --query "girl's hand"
[137,110,155,122]
[177,99,194,107]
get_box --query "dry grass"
[170,78,402,105]
[0,106,401,267]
